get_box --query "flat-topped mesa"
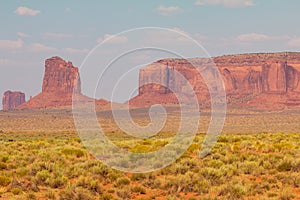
[42,56,81,94]
[132,52,300,108]
[213,52,300,66]
[2,91,25,111]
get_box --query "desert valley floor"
[0,107,300,199]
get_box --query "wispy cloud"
[17,32,30,38]
[155,6,183,16]
[43,33,73,39]
[0,59,18,66]
[236,33,271,42]
[63,48,89,54]
[219,33,290,48]
[287,38,300,47]
[0,39,23,49]
[234,33,290,44]
[65,8,71,13]
[97,34,128,44]
[15,6,41,16]
[195,0,254,8]
[29,43,58,53]
[0,59,41,67]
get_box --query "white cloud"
[237,33,271,42]
[219,33,290,49]
[155,6,183,16]
[63,48,89,54]
[287,38,300,47]
[128,54,152,64]
[97,34,128,44]
[17,32,30,38]
[195,0,254,8]
[15,6,41,16]
[29,43,58,52]
[65,8,71,13]
[0,39,23,49]
[0,59,41,67]
[234,33,290,44]
[0,59,18,66]
[142,28,208,46]
[43,33,72,39]
[194,33,208,41]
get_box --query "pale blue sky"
[1,0,300,107]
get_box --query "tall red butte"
[2,91,25,111]
[19,56,93,109]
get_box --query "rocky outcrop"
[42,57,81,94]
[131,52,300,108]
[2,91,25,110]
[18,57,92,109]
[262,61,287,94]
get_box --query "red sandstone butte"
[130,52,300,109]
[18,56,92,109]
[2,91,25,111]
[42,56,81,94]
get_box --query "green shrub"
[142,177,161,189]
[240,161,259,174]
[36,170,51,184]
[277,159,293,172]
[116,188,131,199]
[76,176,102,194]
[131,185,146,194]
[0,153,9,163]
[218,183,246,199]
[200,168,224,185]
[16,167,29,177]
[61,148,85,158]
[26,192,37,200]
[89,165,109,177]
[130,173,146,181]
[45,190,56,200]
[59,187,76,200]
[279,187,295,200]
[0,175,11,186]
[46,176,68,188]
[193,179,210,194]
[114,177,130,187]
[101,193,114,200]
[292,159,300,172]
[107,188,115,193]
[11,187,23,195]
[0,162,7,170]
[206,159,224,169]
[75,188,94,200]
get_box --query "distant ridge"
[130,52,300,110]
[3,52,300,111]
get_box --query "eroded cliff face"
[18,57,92,109]
[2,91,25,110]
[131,52,300,108]
[42,56,81,94]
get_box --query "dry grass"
[0,107,300,199]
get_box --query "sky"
[1,0,300,108]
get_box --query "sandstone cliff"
[2,91,25,111]
[42,56,81,94]
[18,57,92,109]
[130,52,300,109]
